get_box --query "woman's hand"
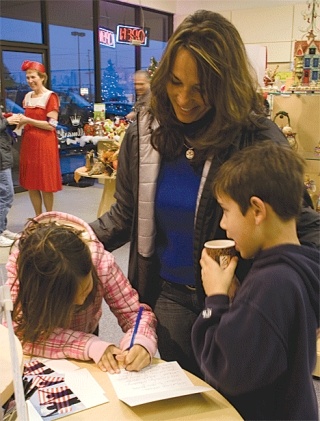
[17,115,29,127]
[200,248,238,297]
[6,114,21,125]
[97,344,151,373]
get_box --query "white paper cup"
[204,239,236,269]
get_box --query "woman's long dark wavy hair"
[12,220,98,347]
[150,10,265,163]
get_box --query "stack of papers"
[107,361,211,406]
[24,358,212,419]
[24,359,108,421]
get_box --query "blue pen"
[129,306,144,349]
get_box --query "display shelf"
[303,151,320,162]
[271,94,320,210]
[264,90,320,96]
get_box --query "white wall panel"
[117,0,177,14]
[231,6,294,43]
[122,1,312,65]
[263,41,293,63]
[292,3,314,40]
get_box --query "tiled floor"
[1,182,319,417]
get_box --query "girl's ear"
[249,196,267,225]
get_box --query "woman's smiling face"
[26,69,44,92]
[166,48,211,123]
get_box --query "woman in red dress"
[18,60,62,215]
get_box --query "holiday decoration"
[147,57,159,79]
[263,65,279,87]
[273,111,298,150]
[83,118,128,140]
[82,118,129,177]
[101,59,127,102]
[292,0,320,90]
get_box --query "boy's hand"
[200,248,238,297]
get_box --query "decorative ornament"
[300,0,319,39]
[147,57,159,79]
[273,111,298,150]
[291,0,320,89]
[263,65,279,87]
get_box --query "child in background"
[191,140,319,420]
[5,212,157,373]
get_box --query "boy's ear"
[249,196,267,224]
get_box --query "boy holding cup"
[191,140,319,420]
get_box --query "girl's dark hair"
[150,10,264,163]
[12,220,98,346]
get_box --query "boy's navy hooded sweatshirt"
[192,244,320,420]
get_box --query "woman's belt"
[161,278,196,292]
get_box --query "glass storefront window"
[0,0,172,185]
[47,0,95,131]
[0,0,42,43]
[99,2,171,118]
[140,9,170,70]
[99,1,136,117]
[3,51,43,111]
[1,0,172,137]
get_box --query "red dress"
[19,91,62,192]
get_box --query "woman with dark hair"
[18,60,62,215]
[5,212,157,373]
[90,10,320,377]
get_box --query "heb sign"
[116,25,149,46]
[99,27,115,48]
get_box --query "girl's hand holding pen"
[97,344,151,373]
[115,344,151,372]
[97,306,150,373]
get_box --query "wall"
[176,2,309,66]
[118,0,176,13]
[124,0,308,67]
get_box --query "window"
[1,0,172,129]
[99,1,136,110]
[47,0,95,129]
[0,0,42,43]
[99,1,171,117]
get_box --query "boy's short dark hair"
[213,140,306,220]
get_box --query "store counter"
[42,358,243,420]
[74,166,116,217]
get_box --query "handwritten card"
[108,361,211,406]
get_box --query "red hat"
[21,60,46,73]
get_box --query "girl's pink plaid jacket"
[5,211,157,364]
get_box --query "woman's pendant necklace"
[184,141,194,160]
[185,147,194,160]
